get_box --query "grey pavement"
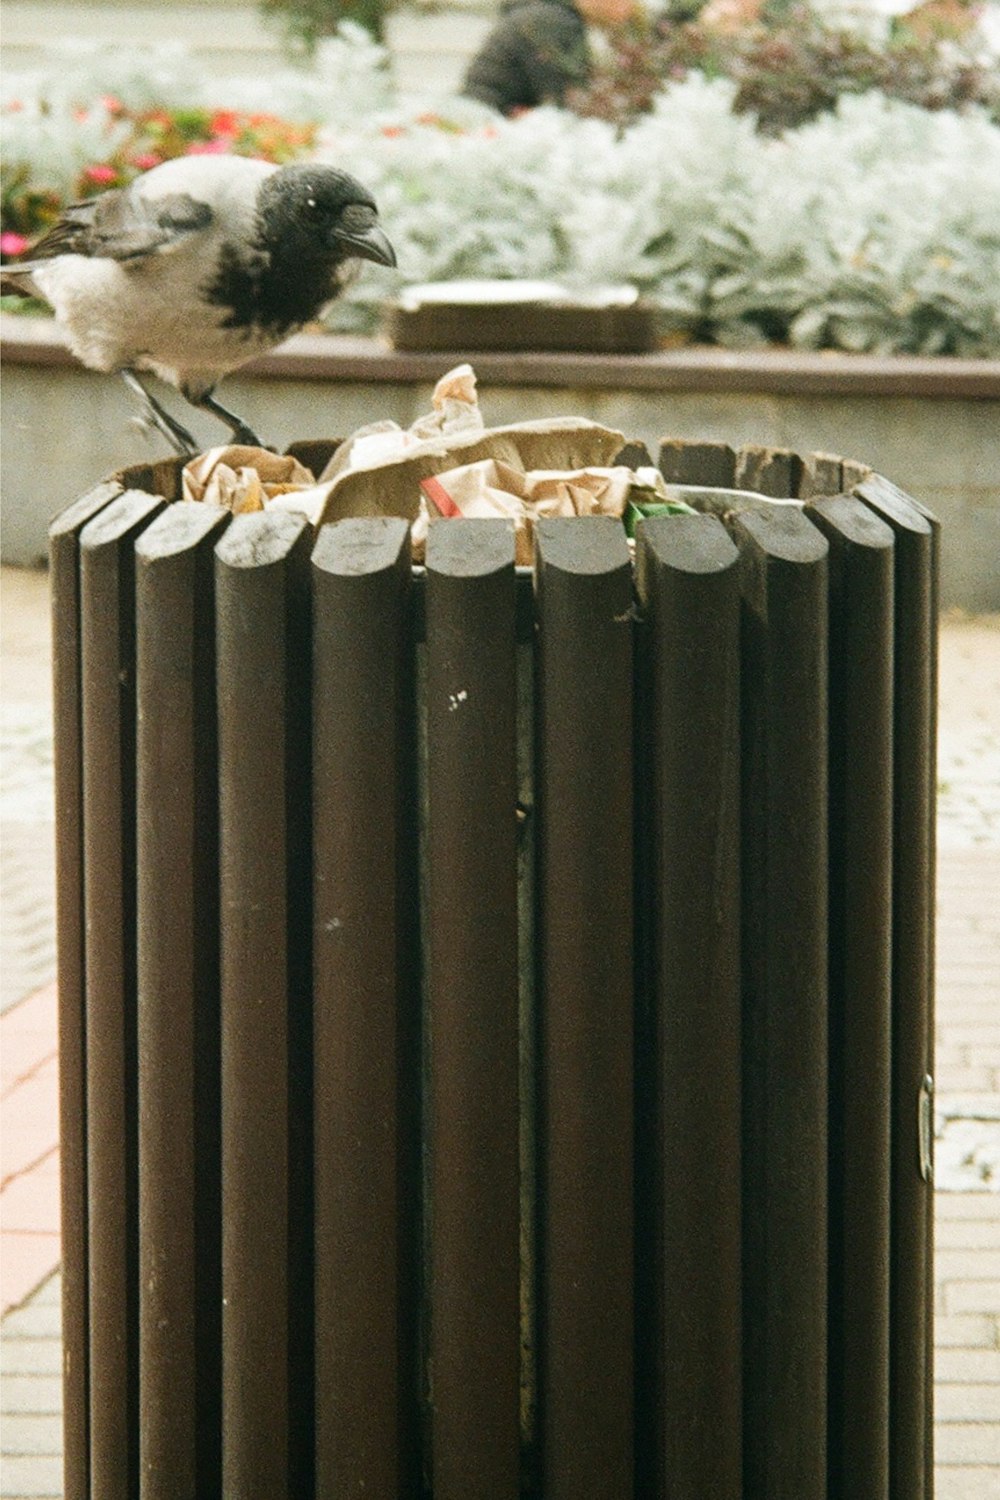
[0,1272,62,1500]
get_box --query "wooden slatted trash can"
[50,439,937,1500]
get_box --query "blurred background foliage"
[572,0,998,129]
[2,1,998,354]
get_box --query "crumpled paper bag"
[412,458,641,564]
[317,364,486,487]
[181,445,335,523]
[179,363,643,544]
[311,363,625,526]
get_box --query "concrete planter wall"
[3,313,998,609]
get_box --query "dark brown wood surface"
[47,447,940,1498]
[49,481,124,1500]
[807,495,896,1500]
[731,505,830,1498]
[135,502,230,1499]
[215,510,314,1500]
[425,520,521,1500]
[534,516,635,1499]
[634,513,742,1499]
[856,474,939,1500]
[311,518,421,1497]
[79,489,167,1500]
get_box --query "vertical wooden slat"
[634,513,742,1500]
[49,481,124,1500]
[284,439,342,475]
[841,459,874,492]
[855,474,938,1500]
[533,516,634,1499]
[135,502,230,1500]
[79,489,167,1500]
[311,518,421,1498]
[614,439,654,470]
[110,458,184,506]
[807,495,895,1500]
[731,506,829,1498]
[658,439,736,487]
[425,520,520,1500]
[799,453,844,500]
[215,511,314,1500]
[735,444,803,497]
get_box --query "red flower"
[83,164,118,185]
[100,95,125,115]
[131,153,162,172]
[210,110,239,136]
[186,140,230,155]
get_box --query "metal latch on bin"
[918,1074,934,1184]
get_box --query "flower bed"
[2,28,999,356]
[571,2,1000,134]
[1,104,319,255]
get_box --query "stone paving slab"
[1,568,55,1021]
[0,1273,62,1498]
[938,613,1000,849]
[0,982,61,1321]
[935,845,1000,1193]
[0,824,56,1019]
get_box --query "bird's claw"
[229,425,266,448]
[121,369,199,457]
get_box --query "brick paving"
[1,567,997,1497]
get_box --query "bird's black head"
[259,164,396,270]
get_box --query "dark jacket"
[462,0,590,115]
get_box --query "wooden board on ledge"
[387,302,657,354]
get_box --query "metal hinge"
[918,1074,935,1184]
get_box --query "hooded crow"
[3,154,396,452]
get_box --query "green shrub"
[260,0,396,48]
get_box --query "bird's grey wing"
[25,190,214,264]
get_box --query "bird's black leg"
[194,391,264,448]
[121,369,199,457]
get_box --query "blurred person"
[462,0,640,116]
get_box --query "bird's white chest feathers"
[33,252,270,391]
[31,157,281,397]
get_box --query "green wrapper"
[623,494,696,538]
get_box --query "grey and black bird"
[2,154,396,453]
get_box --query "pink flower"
[0,231,30,257]
[84,164,117,185]
[131,153,162,171]
[186,139,230,155]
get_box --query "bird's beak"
[333,219,397,269]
